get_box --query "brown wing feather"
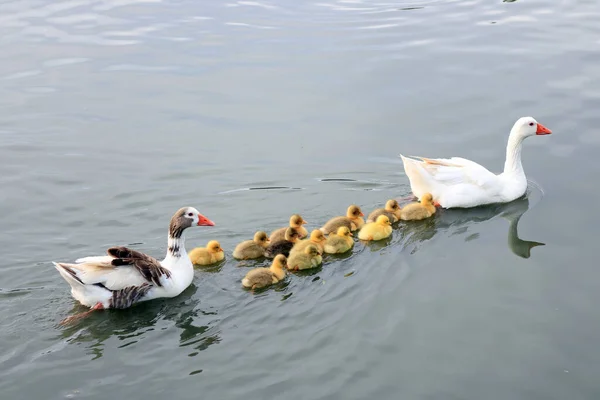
[107,246,171,286]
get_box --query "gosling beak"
[302,220,307,225]
[197,214,215,226]
[349,232,354,237]
[359,212,364,217]
[536,123,552,135]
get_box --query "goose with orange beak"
[400,117,551,208]
[52,207,215,324]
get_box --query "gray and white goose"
[52,207,214,323]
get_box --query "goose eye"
[529,122,534,126]
[188,212,193,217]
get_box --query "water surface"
[1,0,600,399]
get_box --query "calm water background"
[1,0,599,399]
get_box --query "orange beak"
[359,212,364,217]
[349,232,354,237]
[536,123,552,135]
[302,220,307,225]
[197,214,215,226]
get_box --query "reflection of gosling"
[366,199,400,223]
[358,215,393,241]
[290,229,326,256]
[323,226,354,254]
[189,240,225,265]
[241,254,287,290]
[233,231,270,260]
[320,205,365,235]
[287,244,322,271]
[400,193,436,221]
[270,214,308,242]
[265,227,300,258]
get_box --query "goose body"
[400,117,552,209]
[52,207,215,313]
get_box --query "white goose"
[53,207,214,324]
[400,116,552,209]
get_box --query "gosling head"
[336,226,353,237]
[347,205,364,219]
[376,215,392,226]
[385,199,400,211]
[253,231,270,247]
[309,229,326,243]
[272,254,287,270]
[289,214,307,228]
[207,240,223,253]
[421,193,434,204]
[305,244,320,257]
[284,227,300,242]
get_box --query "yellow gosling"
[320,205,365,235]
[290,229,326,256]
[189,240,225,265]
[265,227,300,258]
[399,193,436,221]
[241,254,287,290]
[323,226,354,254]
[358,215,393,241]
[270,214,308,242]
[287,244,323,271]
[366,199,401,223]
[233,231,270,260]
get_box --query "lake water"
[1,0,600,399]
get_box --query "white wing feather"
[416,156,499,189]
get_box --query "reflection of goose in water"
[57,284,221,359]
[397,194,544,259]
[498,197,545,259]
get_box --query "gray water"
[1,0,600,399]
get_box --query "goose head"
[511,116,552,139]
[169,207,215,238]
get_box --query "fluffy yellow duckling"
[320,205,365,235]
[233,231,270,260]
[189,240,225,265]
[287,244,322,271]
[358,215,393,241]
[366,199,401,223]
[241,254,287,290]
[265,227,300,258]
[323,226,354,254]
[290,229,327,256]
[399,193,436,221]
[269,214,308,242]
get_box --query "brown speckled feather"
[109,284,153,309]
[107,246,171,287]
